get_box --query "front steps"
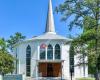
[26,77,68,80]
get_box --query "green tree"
[0,38,7,50]
[56,0,100,79]
[7,32,26,51]
[0,38,14,75]
[7,32,26,74]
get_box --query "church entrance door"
[47,63,53,77]
[38,62,61,77]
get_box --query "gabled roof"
[30,33,72,41]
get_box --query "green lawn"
[76,78,95,80]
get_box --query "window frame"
[26,45,31,76]
[55,44,61,60]
[47,44,53,60]
[40,44,46,60]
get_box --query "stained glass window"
[47,44,53,60]
[26,45,31,76]
[40,44,46,59]
[55,44,60,59]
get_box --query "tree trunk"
[95,68,99,80]
[95,0,99,79]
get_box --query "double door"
[47,63,53,77]
[38,63,61,77]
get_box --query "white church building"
[14,0,88,79]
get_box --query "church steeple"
[45,0,56,34]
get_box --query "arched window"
[40,44,46,59]
[26,45,31,76]
[47,44,53,59]
[55,44,61,59]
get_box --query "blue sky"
[0,0,82,39]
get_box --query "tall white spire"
[45,0,56,34]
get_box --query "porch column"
[36,62,39,80]
[38,46,40,60]
[18,59,20,74]
[37,45,39,79]
[61,61,64,79]
[46,47,47,60]
[53,46,55,60]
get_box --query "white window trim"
[39,44,61,60]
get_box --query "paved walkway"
[26,77,68,80]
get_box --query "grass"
[76,78,95,80]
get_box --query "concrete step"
[26,77,67,80]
